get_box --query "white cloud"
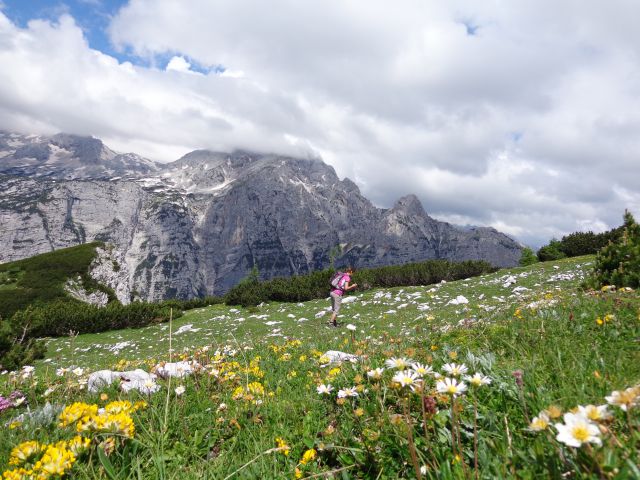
[165,55,191,73]
[0,1,639,247]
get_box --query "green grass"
[0,242,105,318]
[1,255,639,479]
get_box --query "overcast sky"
[1,0,639,247]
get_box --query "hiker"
[329,267,357,327]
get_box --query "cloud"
[0,1,639,248]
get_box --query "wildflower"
[175,386,186,396]
[578,404,612,422]
[529,412,550,431]
[442,363,469,377]
[448,351,458,360]
[100,393,109,401]
[317,384,334,395]
[555,412,601,448]
[544,405,563,419]
[9,441,44,466]
[354,407,364,417]
[464,372,492,388]
[275,437,290,456]
[346,324,357,331]
[367,368,384,380]
[411,363,434,377]
[392,370,421,390]
[605,387,639,411]
[385,357,413,370]
[104,400,133,414]
[512,370,524,387]
[337,387,359,398]
[66,436,91,456]
[300,448,317,465]
[436,377,467,397]
[72,367,84,376]
[35,444,76,477]
[59,402,98,427]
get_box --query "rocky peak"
[389,194,427,217]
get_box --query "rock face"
[0,132,523,301]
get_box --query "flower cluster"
[3,436,90,479]
[529,384,639,448]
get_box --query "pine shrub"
[587,210,640,289]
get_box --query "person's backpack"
[330,272,345,289]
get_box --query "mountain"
[0,131,523,301]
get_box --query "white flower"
[529,412,550,431]
[13,397,25,406]
[555,412,601,448]
[317,384,334,395]
[43,387,56,397]
[436,377,467,397]
[605,387,639,411]
[392,370,421,390]
[56,368,69,377]
[174,385,186,396]
[22,366,35,374]
[442,363,469,377]
[367,368,384,380]
[464,372,492,388]
[337,387,359,398]
[410,363,434,377]
[72,367,84,377]
[346,324,357,331]
[420,466,427,475]
[578,404,612,422]
[385,357,414,370]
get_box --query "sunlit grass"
[1,255,639,478]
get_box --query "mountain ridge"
[0,131,523,301]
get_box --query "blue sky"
[2,1,127,57]
[0,0,638,247]
[0,0,215,72]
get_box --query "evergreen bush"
[587,210,640,289]
[225,259,496,307]
[519,247,538,266]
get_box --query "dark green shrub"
[0,315,46,371]
[225,259,496,307]
[537,240,566,262]
[587,210,640,289]
[519,247,538,266]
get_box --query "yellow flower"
[354,408,364,417]
[300,448,317,465]
[2,467,33,479]
[596,317,603,326]
[59,402,98,428]
[105,400,134,415]
[299,355,307,362]
[544,405,563,419]
[100,393,109,401]
[8,421,21,430]
[275,437,290,456]
[430,345,438,351]
[295,467,303,478]
[33,445,76,477]
[9,441,44,466]
[66,436,91,456]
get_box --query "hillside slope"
[0,242,116,318]
[2,256,638,478]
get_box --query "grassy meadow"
[1,255,639,479]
